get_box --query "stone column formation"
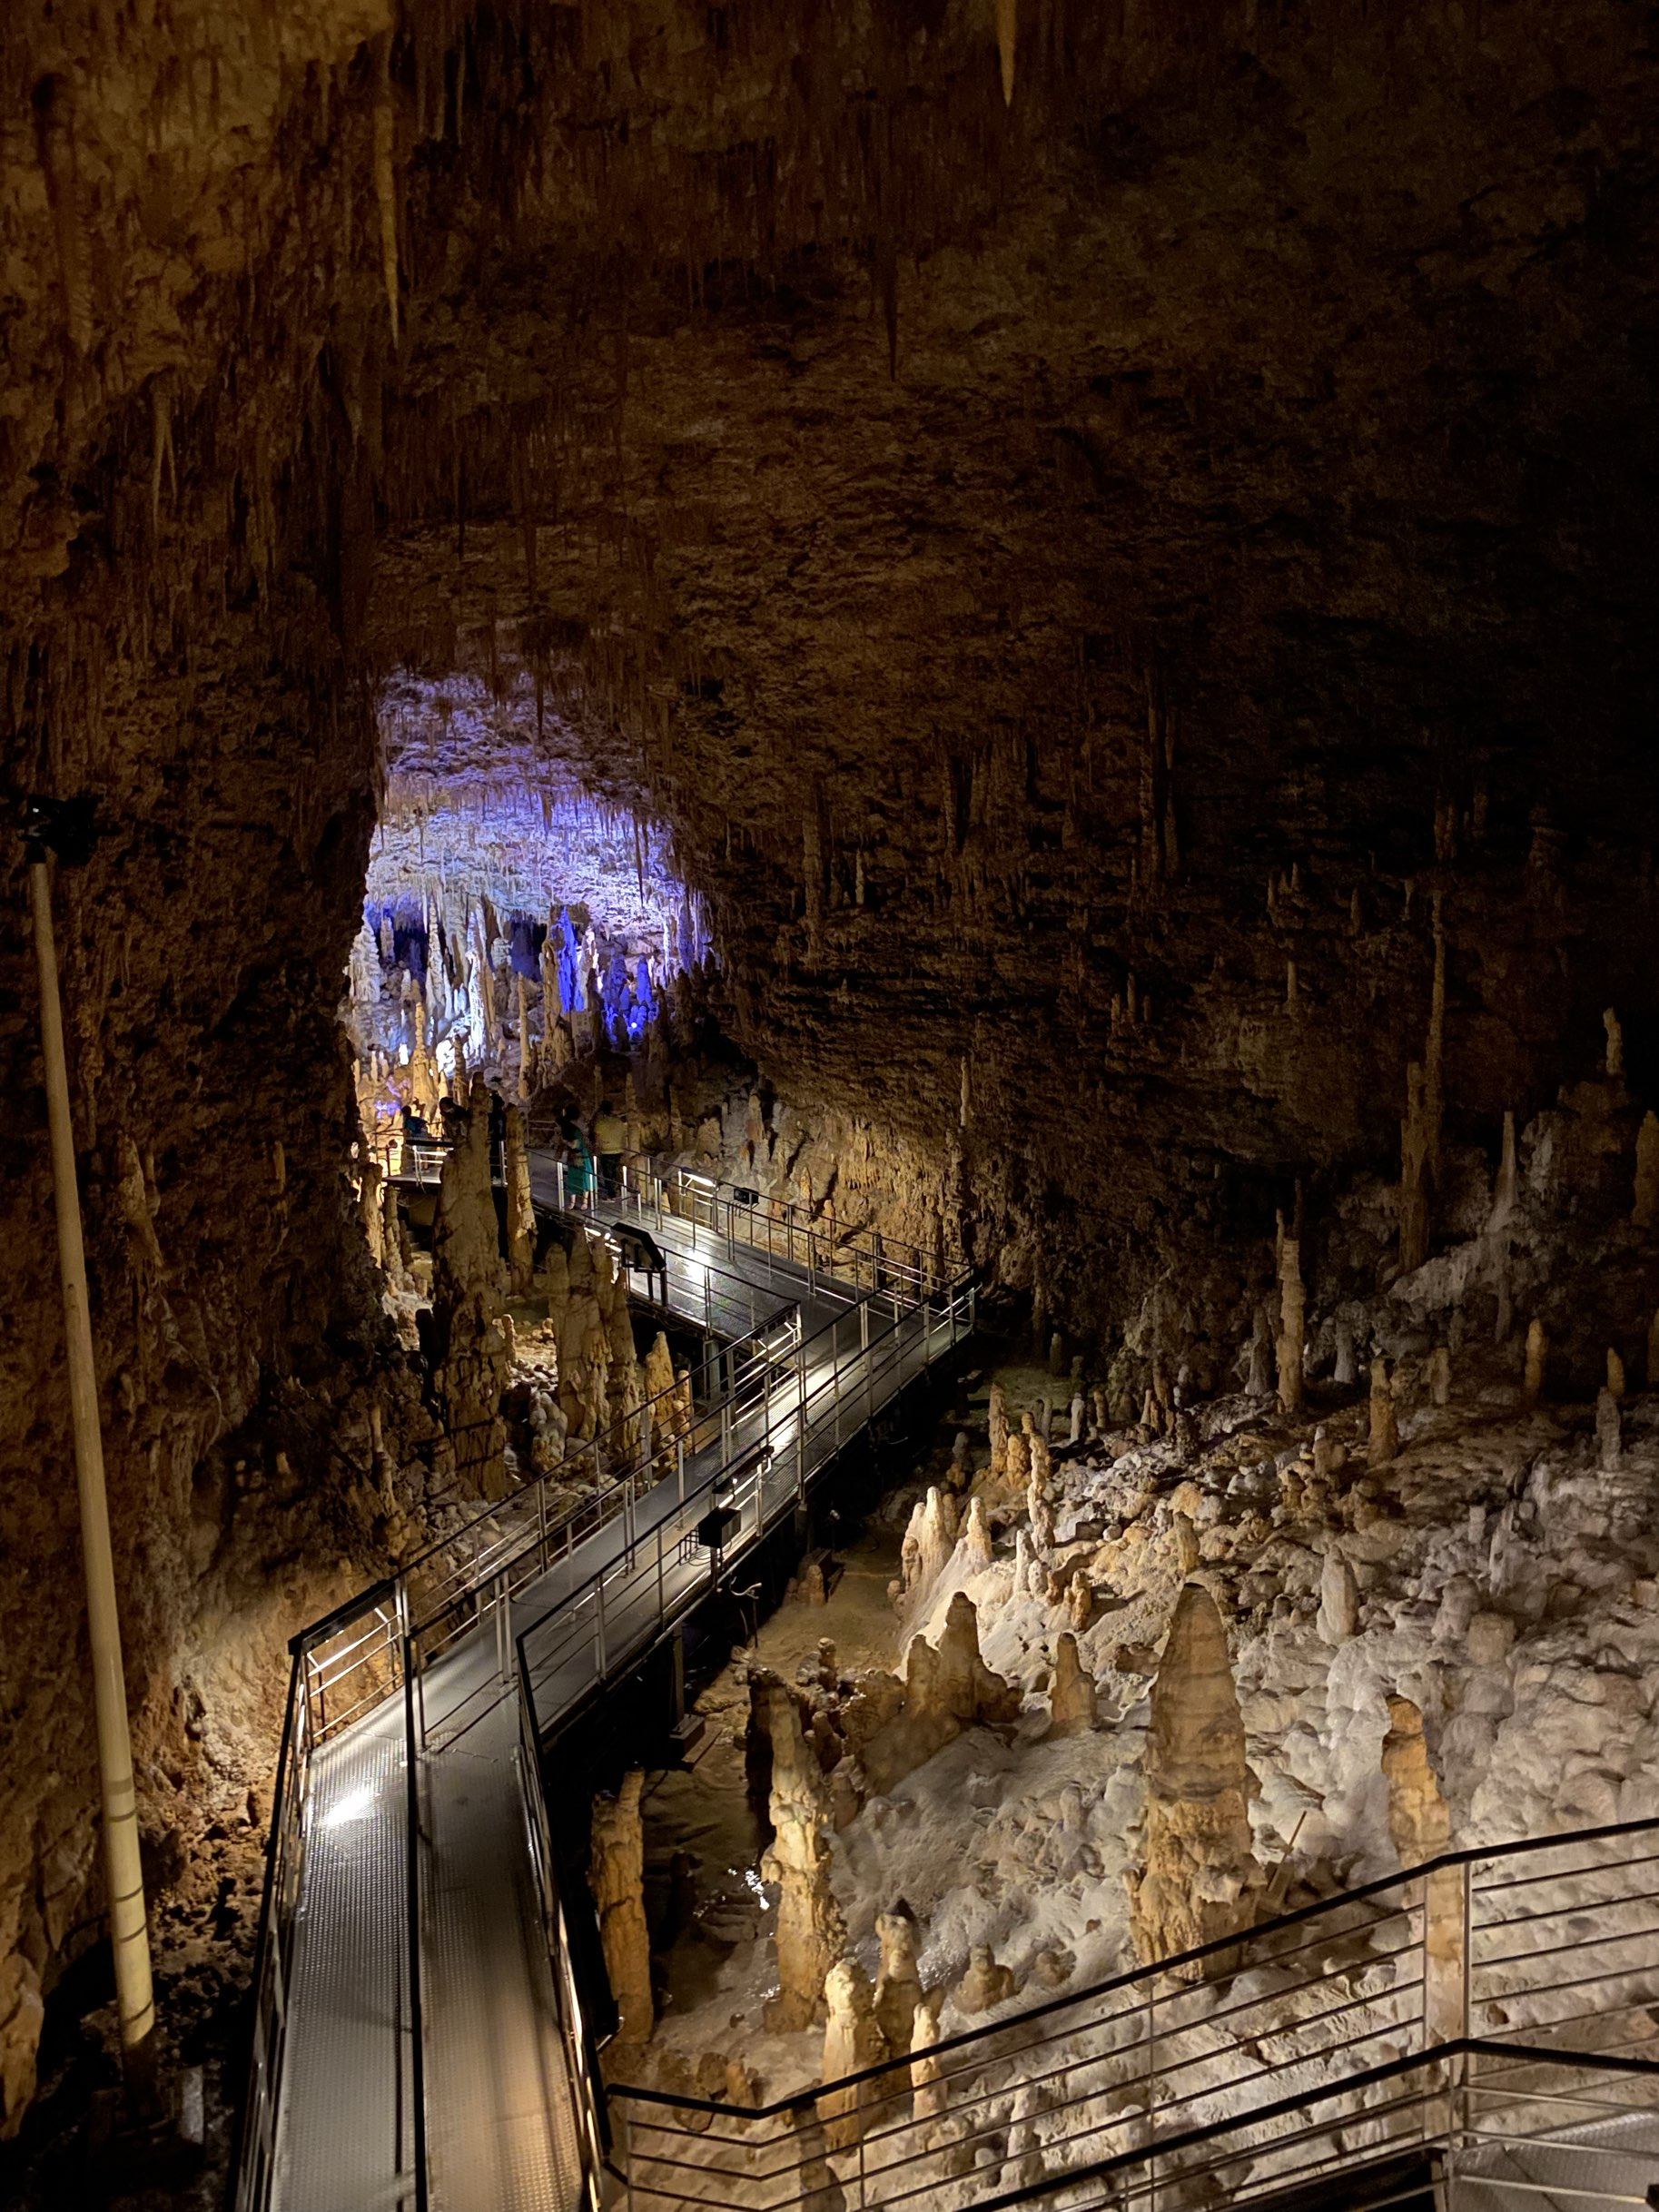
[762,1686,846,2032]
[590,1771,653,2054]
[429,1081,509,1498]
[1127,1583,1265,1970]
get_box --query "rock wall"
[3,0,1659,2157]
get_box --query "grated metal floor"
[271,1210,953,2212]
[273,1708,417,2212]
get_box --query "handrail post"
[403,1632,429,2212]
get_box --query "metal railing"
[622,1165,947,1302]
[517,1270,977,1741]
[233,1201,974,2211]
[608,1817,1659,2211]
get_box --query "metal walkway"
[234,1172,974,2212]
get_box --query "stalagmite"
[590,1773,653,2050]
[960,1496,994,1567]
[1636,1113,1659,1231]
[1069,1390,1086,1444]
[1368,1358,1398,1466]
[1649,1309,1659,1388]
[910,1990,947,2118]
[1381,1698,1449,1867]
[1127,1585,1264,1969]
[1318,1545,1359,1644]
[874,1910,923,2055]
[504,1105,534,1292]
[360,1156,385,1267]
[819,1959,886,2151]
[1247,1304,1273,1397]
[1605,1006,1625,1078]
[1607,1348,1626,1400]
[1427,1346,1451,1407]
[1332,1317,1357,1387]
[899,1487,958,1612]
[1382,1698,1460,2044]
[1067,1569,1094,1631]
[1397,904,1447,1275]
[1028,1421,1052,1489]
[987,1381,1009,1476]
[1003,1427,1031,1486]
[517,970,533,1099]
[430,1086,509,1497]
[762,1687,846,2031]
[1597,1387,1622,1471]
[1048,1633,1097,1736]
[1524,1318,1548,1400]
[1276,1216,1305,1415]
[956,1943,1017,2013]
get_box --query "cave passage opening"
[343,674,716,1168]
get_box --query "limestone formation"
[504,1104,535,1291]
[987,1381,1010,1476]
[1381,1698,1449,1866]
[1047,1633,1097,1736]
[1247,1304,1274,1397]
[874,1909,924,2055]
[1427,1346,1451,1407]
[590,1773,653,2050]
[955,1943,1017,2014]
[1636,1111,1659,1231]
[1003,1427,1032,1486]
[1605,1005,1625,1078]
[1276,1218,1306,1414]
[1066,1568,1094,1631]
[1069,1391,1086,1444]
[1607,1347,1626,1400]
[960,1496,995,1568]
[819,1958,887,2150]
[1127,1585,1265,1970]
[861,1595,1020,1794]
[899,1486,959,1613]
[1368,1358,1398,1467]
[761,1687,846,2031]
[910,1990,947,2119]
[429,1088,509,1497]
[1318,1546,1359,1645]
[360,1155,385,1268]
[1596,1387,1622,1471]
[1524,1318,1548,1400]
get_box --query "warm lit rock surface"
[3,0,1659,2168]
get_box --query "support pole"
[29,854,156,2079]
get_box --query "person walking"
[593,1098,627,1200]
[559,1109,595,1212]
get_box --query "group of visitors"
[399,1090,626,1212]
[557,1099,627,1210]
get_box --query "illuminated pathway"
[249,1179,973,2212]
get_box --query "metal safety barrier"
[232,1184,974,2212]
[608,1818,1659,2211]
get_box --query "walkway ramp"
[234,1172,973,2212]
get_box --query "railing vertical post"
[1146,1975,1156,2212]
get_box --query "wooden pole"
[29,855,156,2078]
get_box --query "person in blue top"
[559,1108,595,1210]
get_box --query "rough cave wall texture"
[2,0,1657,2130]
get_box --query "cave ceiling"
[5,0,1658,1310]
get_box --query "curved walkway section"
[236,1174,973,2212]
